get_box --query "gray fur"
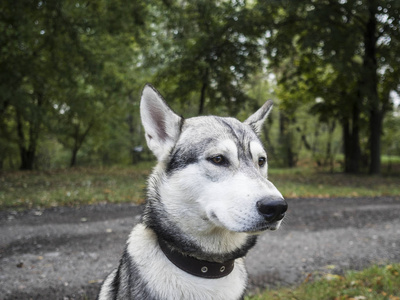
[98,85,286,300]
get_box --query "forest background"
[1,0,400,175]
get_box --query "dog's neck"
[143,209,258,263]
[143,175,259,263]
[158,237,236,279]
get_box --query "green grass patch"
[0,162,152,210]
[382,155,400,164]
[269,166,400,199]
[1,162,399,211]
[246,264,400,300]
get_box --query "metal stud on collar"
[201,266,208,273]
[220,266,225,272]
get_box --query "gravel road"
[1,196,400,299]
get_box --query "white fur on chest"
[126,224,248,300]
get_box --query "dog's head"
[141,84,287,234]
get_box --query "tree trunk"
[19,147,36,170]
[279,111,296,168]
[342,101,361,174]
[363,0,381,174]
[350,101,361,173]
[16,110,37,170]
[325,120,336,172]
[343,120,352,173]
[70,147,78,167]
[198,68,209,115]
[69,122,93,167]
[16,90,44,170]
[369,109,382,174]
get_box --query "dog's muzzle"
[256,198,288,223]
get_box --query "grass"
[269,166,400,199]
[0,162,152,210]
[246,264,400,300]
[0,161,399,211]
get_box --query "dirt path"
[1,196,400,299]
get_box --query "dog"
[98,84,287,300]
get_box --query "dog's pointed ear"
[140,84,182,160]
[244,100,273,135]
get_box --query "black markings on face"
[166,146,199,175]
[166,117,265,176]
[166,137,215,175]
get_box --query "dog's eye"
[209,155,227,166]
[258,157,266,167]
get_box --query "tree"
[362,0,400,174]
[255,0,400,173]
[0,0,148,169]
[147,0,262,116]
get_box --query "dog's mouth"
[243,220,283,234]
[207,207,285,234]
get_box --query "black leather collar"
[158,238,235,279]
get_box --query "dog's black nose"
[256,198,288,223]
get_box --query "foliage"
[0,0,399,173]
[148,0,263,116]
[246,264,400,300]
[255,0,400,173]
[0,0,149,169]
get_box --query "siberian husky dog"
[98,84,287,300]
